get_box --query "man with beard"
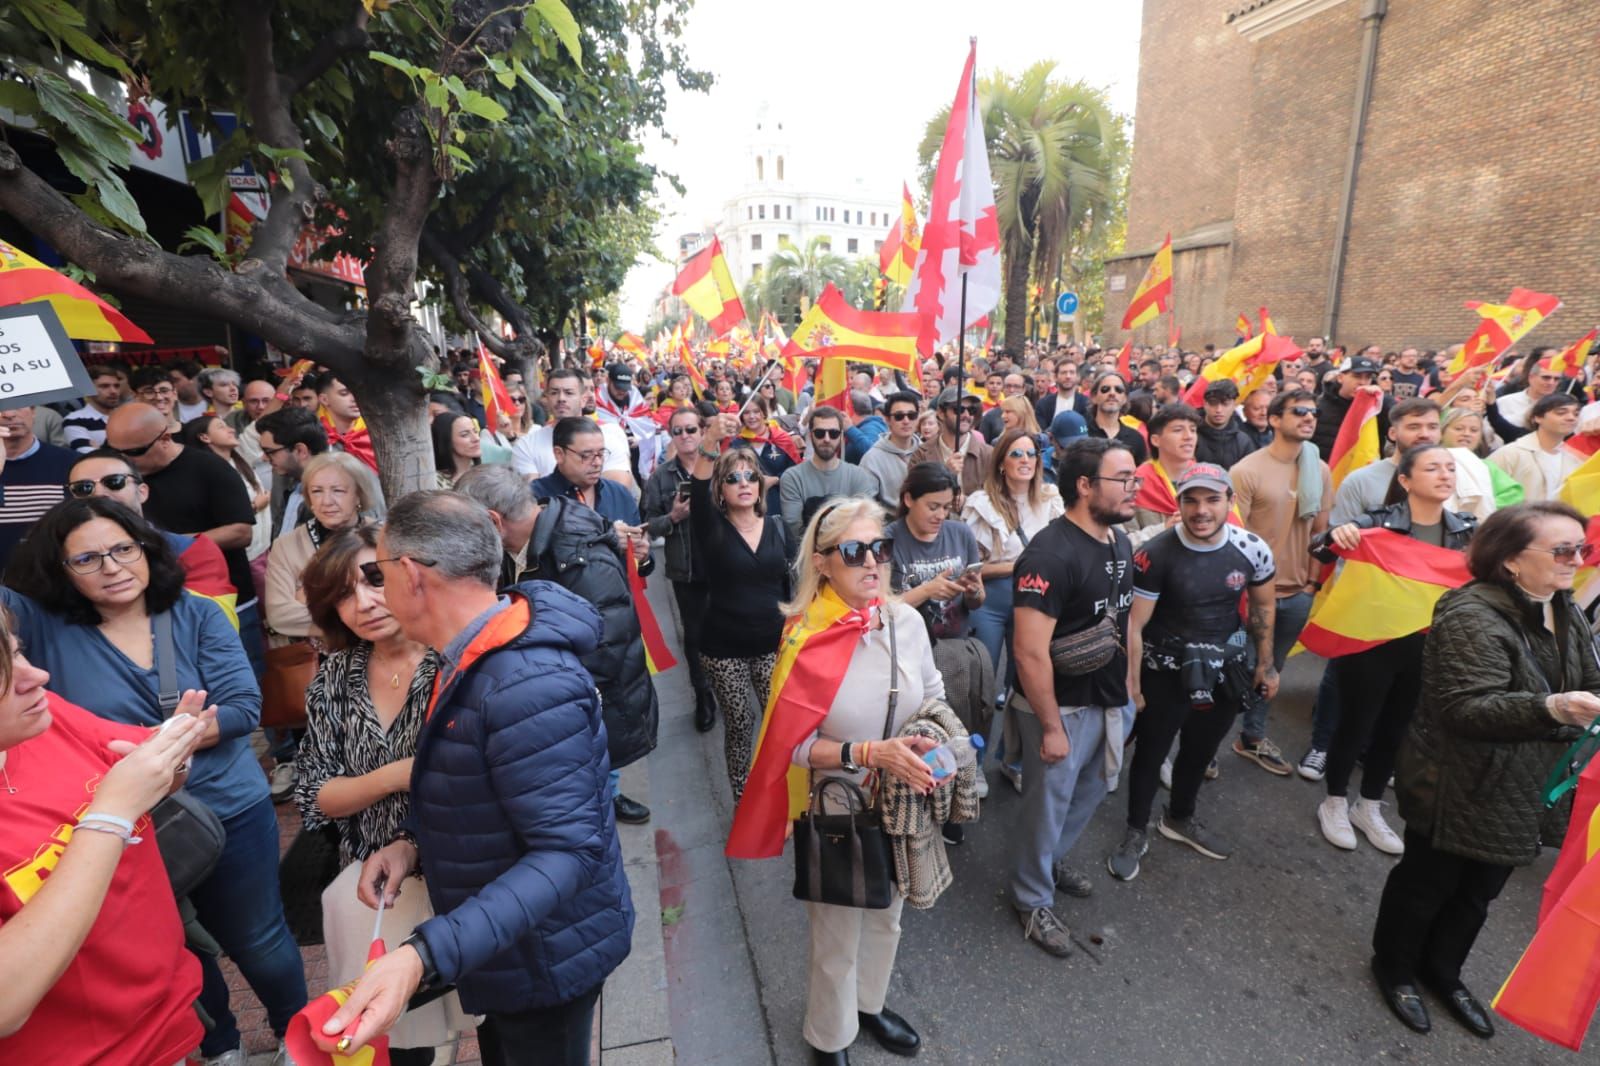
[1083,372,1148,465]
[777,405,876,541]
[1008,438,1137,957]
[1036,358,1091,427]
[910,388,992,506]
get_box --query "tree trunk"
[358,370,434,502]
[1002,239,1030,359]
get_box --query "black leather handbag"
[792,613,898,910]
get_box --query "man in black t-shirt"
[1109,463,1277,882]
[106,402,262,675]
[1007,438,1137,958]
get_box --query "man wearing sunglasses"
[0,404,75,571]
[860,391,924,509]
[910,387,992,507]
[778,405,876,542]
[1084,373,1149,465]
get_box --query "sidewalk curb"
[604,759,675,1063]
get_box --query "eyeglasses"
[722,470,760,485]
[1090,474,1146,491]
[1287,405,1317,417]
[260,444,286,457]
[1529,543,1596,564]
[114,428,170,458]
[1096,385,1126,395]
[64,540,144,575]
[824,537,893,567]
[67,473,141,498]
[670,424,701,437]
[888,410,919,421]
[560,447,606,463]
[1006,448,1038,460]
[358,556,437,588]
[139,384,176,397]
[812,427,842,440]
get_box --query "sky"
[616,0,1144,329]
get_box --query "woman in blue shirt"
[3,497,307,1063]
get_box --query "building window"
[773,203,781,219]
[874,240,883,253]
[747,206,752,220]
[819,241,831,252]
[777,156,785,181]
[751,234,762,251]
[856,210,863,224]
[786,206,792,220]
[847,238,858,254]
[758,205,766,220]
[756,156,764,181]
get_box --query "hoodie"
[859,434,922,509]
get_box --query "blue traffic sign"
[1056,291,1080,316]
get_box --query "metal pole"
[956,273,969,452]
[1324,0,1387,341]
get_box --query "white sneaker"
[269,761,296,802]
[1318,796,1358,850]
[1159,756,1174,791]
[999,762,1023,794]
[1349,798,1405,855]
[203,1051,248,1066]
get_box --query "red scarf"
[739,422,800,465]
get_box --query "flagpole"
[956,273,969,453]
[733,358,783,422]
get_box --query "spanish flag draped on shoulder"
[671,237,746,335]
[781,282,928,376]
[1120,232,1173,331]
[727,588,881,859]
[1296,529,1470,658]
[0,239,153,343]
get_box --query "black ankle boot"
[694,689,716,733]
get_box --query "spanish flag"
[1120,232,1173,331]
[286,920,392,1064]
[477,340,515,429]
[1132,460,1240,524]
[1114,339,1133,379]
[627,549,677,674]
[1234,312,1253,342]
[781,283,928,373]
[1493,756,1600,1050]
[1558,452,1600,607]
[726,588,879,859]
[1296,529,1469,658]
[615,331,649,360]
[672,237,746,335]
[0,239,153,343]
[1549,328,1597,379]
[878,182,921,287]
[1328,388,1381,490]
[812,357,852,420]
[1446,288,1561,374]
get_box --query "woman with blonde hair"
[999,395,1040,438]
[726,495,946,1065]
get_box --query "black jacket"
[1311,389,1392,462]
[1310,499,1476,563]
[1194,420,1258,469]
[639,456,695,583]
[514,495,658,769]
[1034,390,1092,430]
[1239,420,1274,451]
[1397,582,1596,866]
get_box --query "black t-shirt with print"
[1012,516,1134,708]
[1131,524,1275,646]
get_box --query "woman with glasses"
[1085,372,1149,464]
[726,496,945,1066]
[178,414,272,562]
[691,415,790,798]
[1311,445,1476,858]
[733,394,800,516]
[294,527,467,1064]
[432,411,484,489]
[504,385,535,437]
[962,429,1065,786]
[1,497,308,1062]
[1372,502,1600,1038]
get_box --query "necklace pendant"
[391,672,401,689]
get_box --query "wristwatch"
[839,741,859,773]
[400,932,441,990]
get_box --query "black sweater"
[689,475,789,658]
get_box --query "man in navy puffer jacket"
[326,491,633,1065]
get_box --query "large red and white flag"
[901,40,1001,351]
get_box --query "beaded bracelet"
[77,812,142,845]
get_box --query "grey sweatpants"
[1009,703,1116,911]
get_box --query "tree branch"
[287,4,373,95]
[420,226,510,358]
[364,105,438,364]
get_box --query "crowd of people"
[1,333,1598,1065]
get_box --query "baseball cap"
[1049,410,1088,442]
[605,362,633,384]
[1342,355,1381,375]
[936,386,980,409]
[1174,462,1233,497]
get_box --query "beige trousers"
[801,891,905,1053]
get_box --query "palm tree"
[917,62,1127,355]
[761,235,850,326]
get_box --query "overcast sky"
[616,0,1143,328]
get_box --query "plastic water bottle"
[923,734,985,780]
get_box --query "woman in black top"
[694,414,790,798]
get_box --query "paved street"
[646,577,1582,1064]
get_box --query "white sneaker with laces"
[1318,796,1358,850]
[1349,798,1405,855]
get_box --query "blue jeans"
[970,576,1014,766]
[1240,590,1314,743]
[190,797,309,1055]
[1310,664,1341,752]
[236,600,266,679]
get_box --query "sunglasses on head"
[67,472,141,498]
[722,470,760,485]
[116,428,169,458]
[812,427,842,440]
[824,537,892,567]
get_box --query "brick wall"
[1125,0,1254,252]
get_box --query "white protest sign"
[0,303,94,411]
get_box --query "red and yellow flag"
[1235,312,1253,341]
[1558,450,1600,606]
[673,323,706,399]
[477,341,515,429]
[672,237,746,335]
[1446,288,1562,374]
[1328,387,1381,490]
[1550,328,1597,379]
[812,358,852,420]
[726,589,881,859]
[878,182,921,287]
[626,551,678,674]
[0,239,153,343]
[1296,529,1469,658]
[781,282,928,373]
[1120,232,1173,331]
[614,331,649,360]
[1114,340,1133,380]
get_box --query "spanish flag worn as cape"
[1296,529,1469,658]
[321,412,378,474]
[726,588,878,859]
[739,422,801,465]
[1493,756,1600,1050]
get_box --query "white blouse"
[962,484,1065,565]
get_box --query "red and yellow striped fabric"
[1550,328,1597,379]
[1296,529,1469,658]
[1446,288,1561,374]
[781,283,928,373]
[0,239,152,343]
[878,182,920,288]
[1120,232,1172,331]
[1329,388,1381,490]
[627,549,677,675]
[672,237,746,335]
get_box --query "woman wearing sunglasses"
[734,394,800,516]
[691,415,790,798]
[293,527,467,1064]
[1372,502,1600,1038]
[1311,444,1476,859]
[726,496,945,1066]
[1,497,308,1061]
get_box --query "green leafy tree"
[918,61,1127,357]
[760,235,847,326]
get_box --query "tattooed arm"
[1246,582,1279,701]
